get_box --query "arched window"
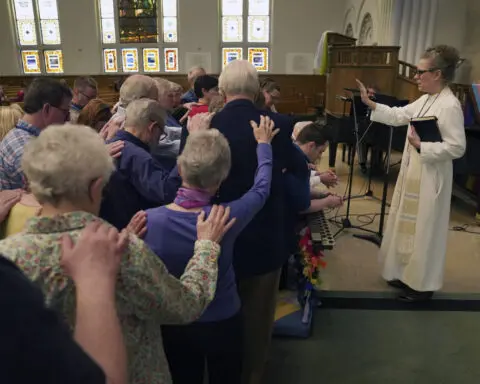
[98,0,178,73]
[221,0,271,72]
[12,0,63,74]
[358,13,373,46]
[345,23,354,38]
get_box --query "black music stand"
[333,89,378,239]
[352,123,394,246]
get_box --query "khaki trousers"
[237,268,281,384]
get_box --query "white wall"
[0,0,346,75]
[343,0,380,43]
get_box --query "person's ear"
[43,103,50,115]
[88,177,104,204]
[177,163,184,178]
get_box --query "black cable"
[450,223,480,235]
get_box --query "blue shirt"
[100,130,181,230]
[180,89,198,104]
[284,144,311,213]
[144,143,273,322]
[0,120,41,190]
[283,144,311,253]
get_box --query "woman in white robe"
[356,45,466,302]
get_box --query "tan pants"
[238,268,281,384]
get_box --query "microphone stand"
[333,92,378,238]
[353,124,394,246]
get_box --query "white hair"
[187,66,206,84]
[219,60,259,99]
[125,99,166,132]
[22,124,114,205]
[292,121,311,140]
[119,75,158,106]
[178,129,231,189]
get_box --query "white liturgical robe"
[370,87,466,292]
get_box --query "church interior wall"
[0,0,346,76]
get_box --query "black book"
[410,116,442,143]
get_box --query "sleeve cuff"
[194,240,221,263]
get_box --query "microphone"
[336,95,352,102]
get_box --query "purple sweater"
[144,143,272,322]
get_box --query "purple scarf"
[174,187,212,209]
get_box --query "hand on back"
[250,115,280,144]
[197,205,236,244]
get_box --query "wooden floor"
[317,147,480,295]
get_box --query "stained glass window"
[118,0,158,43]
[163,17,177,42]
[37,0,61,44]
[248,0,269,15]
[103,48,118,72]
[44,49,63,73]
[100,0,116,44]
[222,48,243,68]
[21,50,41,73]
[122,48,139,72]
[164,48,178,72]
[99,0,179,73]
[221,0,270,71]
[222,16,243,42]
[17,20,37,45]
[247,16,269,42]
[248,47,268,71]
[143,48,160,72]
[222,0,243,16]
[13,0,62,74]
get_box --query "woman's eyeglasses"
[414,68,439,76]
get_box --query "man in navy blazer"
[209,60,305,384]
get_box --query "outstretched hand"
[355,79,370,105]
[250,115,280,144]
[196,205,236,244]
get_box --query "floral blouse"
[0,211,220,384]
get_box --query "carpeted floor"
[266,308,480,384]
[316,147,480,295]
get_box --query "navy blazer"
[100,130,181,230]
[209,99,305,278]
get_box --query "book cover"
[410,116,442,143]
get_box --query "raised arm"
[120,205,235,324]
[227,116,277,233]
[356,79,424,127]
[418,100,466,163]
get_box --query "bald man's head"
[119,75,158,107]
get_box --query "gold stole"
[396,145,422,263]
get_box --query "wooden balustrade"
[326,45,400,115]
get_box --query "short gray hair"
[119,75,158,106]
[125,99,166,132]
[178,129,231,189]
[219,60,259,99]
[22,124,114,205]
[188,66,206,84]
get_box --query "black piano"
[326,94,409,169]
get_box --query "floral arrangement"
[298,226,327,288]
[297,226,326,324]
